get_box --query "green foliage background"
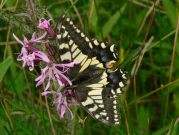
[0,0,179,134]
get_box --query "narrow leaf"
[0,56,13,82]
[102,3,127,38]
[162,0,177,28]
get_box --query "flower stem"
[45,96,56,135]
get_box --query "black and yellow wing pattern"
[56,15,127,125]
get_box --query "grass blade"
[162,0,177,28]
[0,56,13,82]
[102,3,127,38]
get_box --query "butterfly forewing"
[57,15,127,125]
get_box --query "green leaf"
[14,72,28,96]
[173,92,179,115]
[102,3,127,38]
[90,0,98,31]
[169,119,179,135]
[152,124,171,135]
[0,56,13,82]
[119,45,141,68]
[162,0,177,28]
[0,0,7,9]
[137,106,149,134]
[6,71,29,98]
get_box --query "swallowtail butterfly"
[56,15,127,125]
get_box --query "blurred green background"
[0,0,179,134]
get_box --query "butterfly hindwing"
[57,15,127,125]
[73,65,122,124]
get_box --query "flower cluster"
[42,90,79,118]
[13,18,79,118]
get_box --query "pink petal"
[35,51,50,63]
[55,61,79,68]
[22,60,27,67]
[38,18,51,29]
[29,66,34,71]
[13,33,25,46]
[57,79,64,87]
[35,67,49,86]
[44,69,52,91]
[45,80,51,91]
[41,90,57,96]
[33,32,47,42]
[23,36,29,45]
[35,74,43,81]
[60,105,66,118]
[35,66,49,81]
[31,32,36,40]
[35,73,47,87]
[70,98,79,106]
[54,67,72,85]
[35,75,44,87]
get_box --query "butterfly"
[56,15,127,125]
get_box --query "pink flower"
[13,32,48,71]
[38,18,56,38]
[13,17,81,121]
[34,51,51,63]
[14,31,78,90]
[55,93,72,118]
[35,59,79,91]
[17,49,50,71]
[41,90,78,118]
[38,18,51,29]
[17,48,36,71]
[13,32,47,50]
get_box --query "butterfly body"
[57,15,127,125]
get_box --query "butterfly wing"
[73,65,126,125]
[57,16,127,124]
